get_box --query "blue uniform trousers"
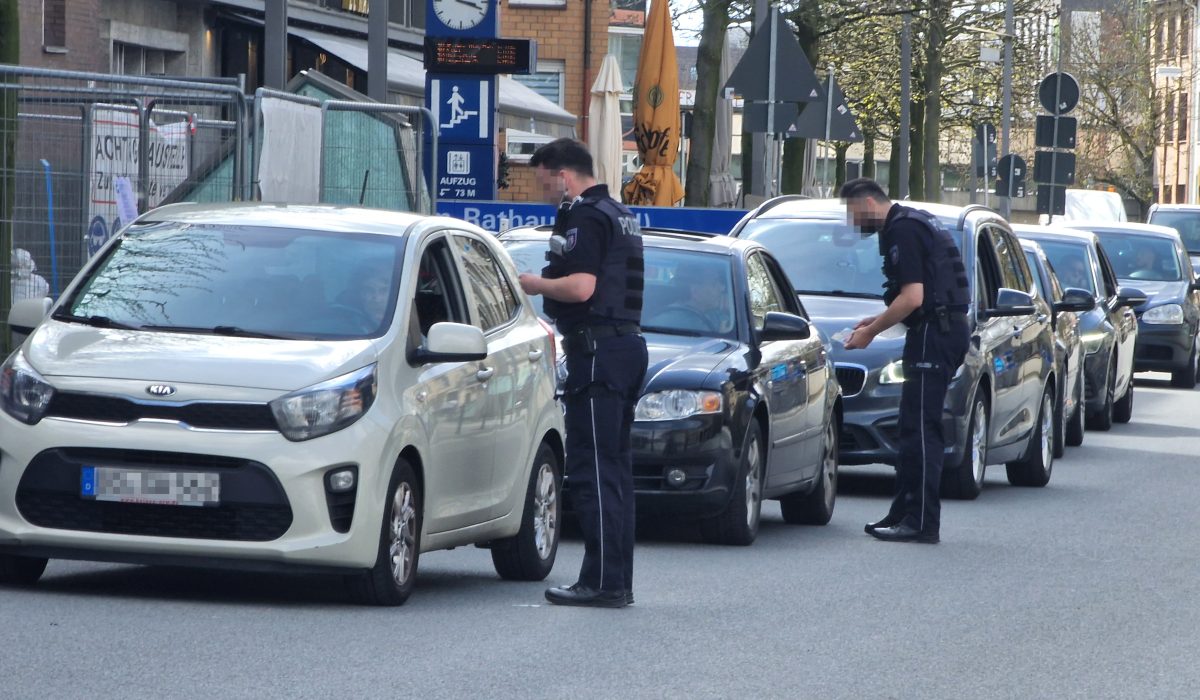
[890,318,969,535]
[563,333,648,593]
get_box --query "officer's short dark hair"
[839,177,889,203]
[530,138,595,178]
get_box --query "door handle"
[1036,314,1048,323]
[476,367,495,382]
[528,349,544,362]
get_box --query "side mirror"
[758,311,811,342]
[1054,287,1097,314]
[410,322,488,364]
[1117,286,1148,308]
[979,288,1036,319]
[8,297,53,335]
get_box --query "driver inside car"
[649,262,732,334]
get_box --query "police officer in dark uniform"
[518,138,648,606]
[840,178,970,544]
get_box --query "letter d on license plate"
[80,466,220,507]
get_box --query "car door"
[979,226,1030,447]
[1005,229,1053,411]
[764,250,829,472]
[406,234,495,533]
[450,232,540,518]
[745,252,811,488]
[1096,242,1137,393]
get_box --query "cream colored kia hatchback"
[0,204,564,605]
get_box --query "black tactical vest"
[542,191,644,326]
[883,207,970,316]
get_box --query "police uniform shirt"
[549,184,619,331]
[882,204,928,324]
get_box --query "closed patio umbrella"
[588,54,625,195]
[622,0,685,206]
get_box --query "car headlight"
[1142,303,1184,324]
[634,390,722,421]
[1081,331,1106,355]
[270,364,377,441]
[0,351,56,425]
[878,360,906,384]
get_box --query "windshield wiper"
[640,325,708,338]
[138,324,295,340]
[51,312,143,330]
[795,289,884,300]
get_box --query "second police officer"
[517,138,648,607]
[840,178,970,544]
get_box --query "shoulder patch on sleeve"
[890,244,900,265]
[564,228,578,252]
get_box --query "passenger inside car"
[647,260,734,335]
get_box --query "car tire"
[942,393,987,501]
[701,421,763,546]
[1171,342,1198,389]
[1113,373,1134,424]
[1087,357,1116,432]
[491,442,561,581]
[1065,373,1086,448]
[347,458,422,606]
[1007,386,1055,487]
[0,554,48,586]
[779,415,839,526]
[1052,378,1066,459]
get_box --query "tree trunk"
[862,132,876,180]
[781,137,806,194]
[910,96,925,200]
[922,0,946,203]
[1,0,18,353]
[834,143,849,189]
[888,135,900,197]
[684,0,732,207]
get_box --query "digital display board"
[423,37,536,75]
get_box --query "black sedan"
[731,199,1067,500]
[499,227,842,546]
[1020,239,1091,455]
[1147,204,1200,275]
[1014,224,1145,425]
[1064,222,1200,388]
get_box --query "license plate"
[80,466,220,507]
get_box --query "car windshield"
[1148,210,1200,253]
[737,217,965,298]
[1092,231,1183,282]
[1035,240,1096,294]
[502,238,738,339]
[60,222,405,339]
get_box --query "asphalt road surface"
[2,374,1198,699]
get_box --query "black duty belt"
[563,322,641,355]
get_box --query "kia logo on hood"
[146,384,177,397]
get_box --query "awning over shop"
[286,26,577,137]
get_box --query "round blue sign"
[87,215,109,256]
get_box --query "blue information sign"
[435,143,496,201]
[436,200,749,236]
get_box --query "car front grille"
[1136,344,1173,361]
[46,392,277,431]
[835,365,868,397]
[16,448,293,541]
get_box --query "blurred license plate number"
[81,467,220,507]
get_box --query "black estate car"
[732,199,1071,499]
[1014,224,1145,426]
[500,227,842,546]
[1147,204,1200,275]
[1064,221,1200,388]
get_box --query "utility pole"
[1000,0,1014,217]
[899,11,911,199]
[751,0,770,199]
[264,0,288,90]
[368,0,390,102]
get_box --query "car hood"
[800,294,906,369]
[1118,278,1189,307]
[642,333,740,390]
[24,320,379,392]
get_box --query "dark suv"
[731,199,1069,499]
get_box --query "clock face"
[433,0,489,30]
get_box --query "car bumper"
[838,386,964,467]
[0,413,393,572]
[1133,322,1194,372]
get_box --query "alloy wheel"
[389,483,417,587]
[744,434,762,530]
[532,461,558,560]
[971,400,988,486]
[822,420,838,512]
[1040,392,1054,471]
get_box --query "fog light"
[665,468,687,487]
[328,468,356,492]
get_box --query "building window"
[111,42,177,76]
[1167,13,1177,57]
[513,59,566,107]
[1178,184,1187,203]
[608,31,643,92]
[1156,15,1166,59]
[1167,92,1177,143]
[505,129,555,163]
[1181,93,1190,142]
[1183,17,1191,57]
[320,0,425,29]
[43,0,66,50]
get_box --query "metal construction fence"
[0,64,435,348]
